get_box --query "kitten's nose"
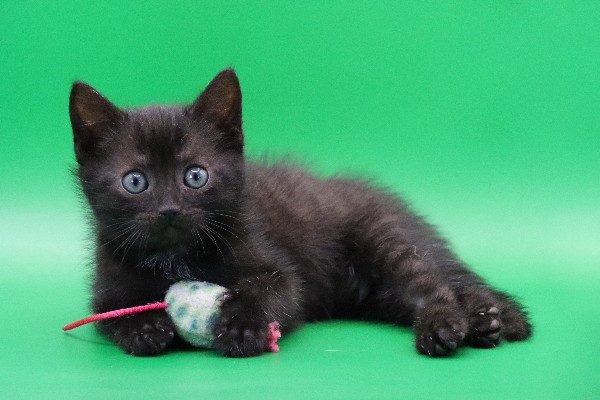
[159,208,180,218]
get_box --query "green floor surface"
[1,255,598,399]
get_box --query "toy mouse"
[63,281,281,353]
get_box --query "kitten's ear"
[69,82,124,164]
[190,68,243,149]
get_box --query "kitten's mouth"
[163,225,182,240]
[150,221,189,248]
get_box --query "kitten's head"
[69,69,244,271]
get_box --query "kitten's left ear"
[190,68,243,149]
[69,82,124,164]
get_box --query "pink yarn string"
[62,302,168,331]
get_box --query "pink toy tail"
[62,302,168,331]
[265,321,282,352]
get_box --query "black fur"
[69,69,532,357]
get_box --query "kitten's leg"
[372,249,469,357]
[212,269,301,358]
[363,222,531,355]
[457,286,532,348]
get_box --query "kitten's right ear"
[189,69,243,150]
[69,82,123,164]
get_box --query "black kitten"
[69,69,531,357]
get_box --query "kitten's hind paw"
[415,315,467,357]
[499,305,532,342]
[465,306,502,348]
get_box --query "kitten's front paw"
[414,309,467,357]
[114,314,175,356]
[212,292,268,358]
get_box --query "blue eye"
[122,171,148,194]
[184,166,209,189]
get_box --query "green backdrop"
[1,1,598,399]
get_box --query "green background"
[1,1,599,399]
